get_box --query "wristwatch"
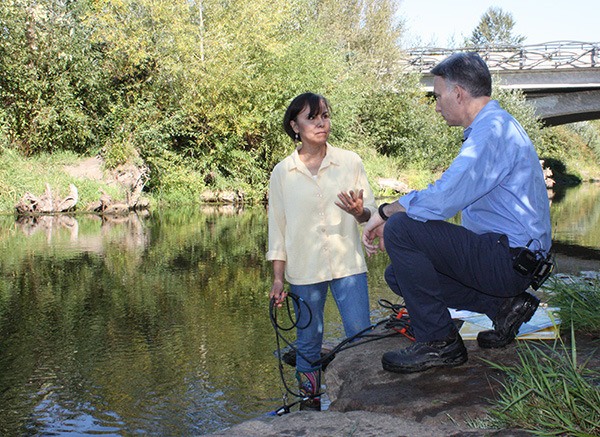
[378,203,390,221]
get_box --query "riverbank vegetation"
[1,0,600,213]
[481,277,600,435]
[488,331,600,435]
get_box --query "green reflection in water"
[0,184,599,435]
[0,208,281,435]
[551,184,600,247]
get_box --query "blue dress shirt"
[399,100,552,253]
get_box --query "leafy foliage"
[0,0,111,155]
[1,0,597,203]
[466,6,525,48]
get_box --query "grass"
[546,277,600,335]
[486,325,600,436]
[481,278,600,436]
[0,147,127,214]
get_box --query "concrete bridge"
[402,41,600,126]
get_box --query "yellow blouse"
[266,143,376,285]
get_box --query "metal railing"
[400,41,600,72]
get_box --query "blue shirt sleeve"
[399,102,514,221]
[398,100,552,252]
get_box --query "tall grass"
[484,277,600,435]
[487,324,600,436]
[547,277,600,335]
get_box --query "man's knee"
[384,212,421,247]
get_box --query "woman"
[266,93,376,411]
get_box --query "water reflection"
[1,184,600,435]
[14,212,150,254]
[1,208,279,436]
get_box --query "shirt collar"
[289,143,338,171]
[464,100,500,138]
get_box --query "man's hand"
[336,189,370,222]
[362,213,386,256]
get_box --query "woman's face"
[291,100,331,147]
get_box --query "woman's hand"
[336,189,370,222]
[269,279,287,307]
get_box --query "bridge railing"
[401,41,600,72]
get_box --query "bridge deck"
[404,42,600,125]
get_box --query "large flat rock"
[325,326,519,425]
[208,325,598,436]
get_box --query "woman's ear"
[290,120,298,133]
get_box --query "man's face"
[432,76,462,127]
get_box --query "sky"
[397,0,600,48]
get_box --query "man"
[362,52,552,374]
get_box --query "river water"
[1,184,600,435]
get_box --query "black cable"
[269,293,315,403]
[269,293,411,405]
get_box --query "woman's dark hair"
[283,93,330,140]
[430,52,492,98]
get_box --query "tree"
[0,0,110,155]
[467,7,525,48]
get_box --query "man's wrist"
[378,203,390,221]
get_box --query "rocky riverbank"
[208,259,600,437]
[209,327,598,437]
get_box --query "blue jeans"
[384,213,532,343]
[290,273,371,372]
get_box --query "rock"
[540,160,555,188]
[15,183,79,214]
[37,183,55,213]
[102,202,130,215]
[207,410,470,437]
[55,184,79,212]
[63,154,150,212]
[324,325,510,425]
[377,178,410,193]
[211,322,576,436]
[200,189,245,204]
[15,192,38,215]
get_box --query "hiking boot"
[296,370,321,411]
[381,334,468,374]
[477,292,540,349]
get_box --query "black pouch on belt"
[512,247,554,290]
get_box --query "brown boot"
[296,370,321,411]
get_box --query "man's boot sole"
[381,353,468,374]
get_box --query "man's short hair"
[430,52,492,98]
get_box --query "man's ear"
[455,85,465,103]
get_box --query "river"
[1,183,599,435]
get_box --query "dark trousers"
[383,213,532,342]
